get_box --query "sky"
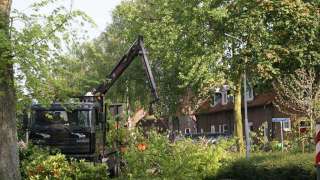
[12,0,122,39]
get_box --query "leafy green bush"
[120,130,235,179]
[213,152,316,180]
[249,122,315,154]
[72,160,108,180]
[19,145,108,180]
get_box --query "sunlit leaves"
[11,0,94,108]
[99,0,227,115]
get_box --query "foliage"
[211,0,277,152]
[217,0,320,82]
[282,120,315,153]
[273,67,320,123]
[199,0,320,153]
[74,160,108,180]
[250,125,269,152]
[213,152,316,180]
[83,0,227,115]
[249,122,315,153]
[11,0,94,110]
[106,114,131,149]
[19,145,108,180]
[262,0,320,73]
[120,130,235,179]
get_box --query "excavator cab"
[24,36,159,177]
[28,100,106,161]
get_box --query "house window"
[283,120,291,131]
[223,124,228,133]
[228,95,234,103]
[221,92,228,105]
[211,125,215,133]
[213,93,222,106]
[262,122,268,139]
[245,84,254,101]
[218,124,228,133]
[185,128,191,134]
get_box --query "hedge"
[210,152,316,180]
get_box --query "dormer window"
[211,85,229,106]
[221,91,228,105]
[212,91,228,106]
[213,93,222,106]
[228,95,234,103]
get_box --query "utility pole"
[243,69,250,159]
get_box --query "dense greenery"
[19,145,108,180]
[19,131,317,180]
[213,152,315,180]
[3,0,319,179]
[63,0,319,152]
[64,0,228,115]
[18,131,236,180]
[11,0,94,109]
[250,122,315,153]
[121,130,235,179]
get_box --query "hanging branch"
[272,67,320,121]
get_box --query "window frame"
[223,124,228,133]
[283,119,291,131]
[211,125,215,133]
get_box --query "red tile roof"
[196,92,275,115]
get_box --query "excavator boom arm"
[93,36,159,102]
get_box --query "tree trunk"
[234,74,244,153]
[0,0,21,179]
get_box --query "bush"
[19,145,108,180]
[120,130,235,179]
[212,152,316,180]
[73,160,108,180]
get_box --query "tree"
[61,0,319,154]
[11,0,94,106]
[273,67,320,129]
[0,0,92,178]
[94,0,226,116]
[215,0,320,153]
[0,0,21,179]
[264,0,320,129]
[218,0,275,152]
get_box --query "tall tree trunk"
[234,74,244,153]
[0,0,21,179]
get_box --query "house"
[195,91,298,141]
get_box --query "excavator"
[25,36,159,176]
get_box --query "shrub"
[121,130,235,179]
[213,152,316,180]
[20,145,74,180]
[73,160,108,180]
[19,144,108,180]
